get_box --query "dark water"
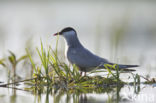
[0,1,156,103]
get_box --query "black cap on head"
[53,27,76,36]
[60,27,76,34]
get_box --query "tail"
[101,63,139,72]
[117,64,139,71]
[117,64,139,69]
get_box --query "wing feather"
[67,46,109,68]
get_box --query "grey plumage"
[67,45,109,72]
[54,27,139,73]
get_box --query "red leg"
[84,72,86,76]
[80,71,83,76]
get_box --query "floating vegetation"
[0,39,155,94]
[0,39,156,103]
[24,39,125,92]
[143,77,156,84]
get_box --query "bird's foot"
[80,71,82,76]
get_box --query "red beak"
[53,33,57,36]
[53,32,60,36]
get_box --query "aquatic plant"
[0,58,6,67]
[25,39,124,91]
[8,51,28,77]
[0,51,28,81]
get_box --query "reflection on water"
[0,83,155,103]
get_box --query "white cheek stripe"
[64,38,68,57]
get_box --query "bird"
[53,27,139,76]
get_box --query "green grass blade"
[0,59,6,67]
[17,55,28,63]
[26,48,37,72]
